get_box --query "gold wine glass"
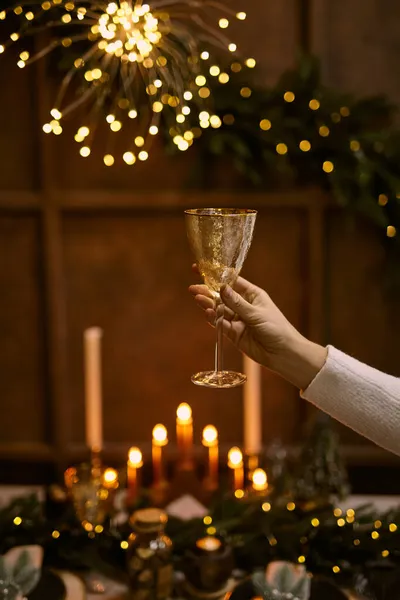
[185,208,257,388]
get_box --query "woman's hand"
[189,267,327,389]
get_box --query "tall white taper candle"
[243,355,262,455]
[84,327,103,452]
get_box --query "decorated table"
[1,333,400,600]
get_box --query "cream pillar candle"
[84,327,103,453]
[243,355,262,455]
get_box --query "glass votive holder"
[183,535,233,593]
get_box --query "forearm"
[269,335,328,390]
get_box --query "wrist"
[269,335,327,390]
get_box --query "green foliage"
[294,414,350,504]
[1,490,400,590]
[176,55,400,282]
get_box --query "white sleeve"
[301,345,400,456]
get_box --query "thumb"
[221,285,254,321]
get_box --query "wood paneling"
[0,4,400,480]
[0,52,37,189]
[0,213,47,444]
[311,0,400,105]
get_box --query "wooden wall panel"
[0,52,37,190]
[327,211,400,448]
[0,213,47,443]
[311,0,400,105]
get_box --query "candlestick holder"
[245,453,259,485]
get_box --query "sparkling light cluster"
[0,0,254,165]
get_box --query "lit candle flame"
[152,423,168,446]
[177,402,192,423]
[252,468,268,491]
[103,467,118,488]
[227,446,243,468]
[202,425,218,446]
[196,536,222,551]
[128,446,143,467]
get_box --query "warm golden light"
[110,120,122,132]
[286,502,296,511]
[299,140,311,152]
[389,523,398,532]
[228,447,243,468]
[202,425,218,446]
[196,536,222,552]
[284,91,295,102]
[319,125,330,137]
[128,446,143,467]
[260,119,271,131]
[103,154,115,166]
[252,468,268,491]
[276,143,288,155]
[309,98,320,110]
[240,86,251,98]
[387,225,397,238]
[80,146,91,157]
[176,402,192,423]
[323,160,334,173]
[210,115,221,128]
[152,423,168,445]
[371,531,379,539]
[298,555,306,564]
[2,0,249,165]
[262,502,271,512]
[103,467,118,487]
[123,151,136,165]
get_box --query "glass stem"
[214,296,224,373]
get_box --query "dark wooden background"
[1,0,400,484]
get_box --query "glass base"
[191,370,247,389]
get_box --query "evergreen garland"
[1,491,400,592]
[174,56,400,286]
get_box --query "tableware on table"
[65,463,116,595]
[185,208,257,388]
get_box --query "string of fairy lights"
[251,89,398,239]
[0,0,257,166]
[8,490,399,575]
